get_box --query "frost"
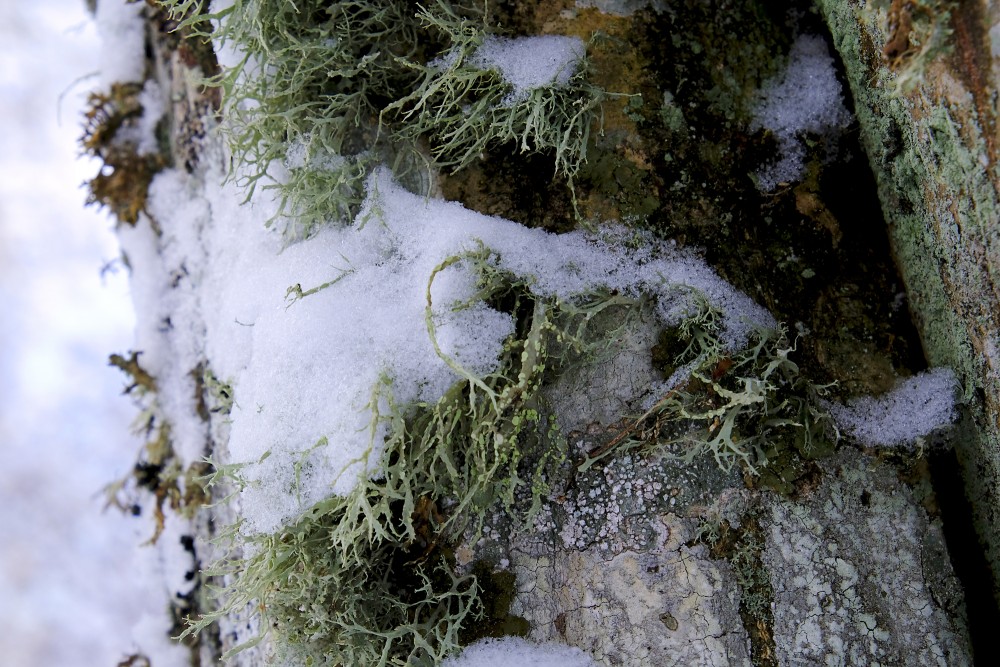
[826,368,958,447]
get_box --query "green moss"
[695,514,777,667]
[81,83,166,226]
[459,561,530,643]
[578,151,660,222]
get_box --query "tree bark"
[106,1,998,664]
[817,0,1000,606]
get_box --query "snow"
[471,36,586,103]
[117,171,212,465]
[442,637,597,667]
[827,368,958,447]
[135,158,774,535]
[96,0,146,86]
[113,79,167,156]
[576,0,666,15]
[432,34,586,105]
[751,34,852,190]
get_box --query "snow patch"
[118,80,166,156]
[827,368,958,447]
[751,34,852,191]
[96,0,146,86]
[576,0,666,15]
[443,637,596,667]
[471,35,586,104]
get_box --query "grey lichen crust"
[766,451,970,666]
[464,316,971,666]
[510,515,752,666]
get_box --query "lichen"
[161,0,603,237]
[182,262,632,664]
[580,302,836,483]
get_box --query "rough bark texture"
[109,1,998,664]
[816,0,1000,605]
[480,319,972,666]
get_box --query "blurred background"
[0,0,167,663]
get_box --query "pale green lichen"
[161,0,602,237]
[869,0,957,93]
[184,257,631,665]
[581,301,835,477]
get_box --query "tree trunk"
[817,0,1000,608]
[97,1,998,664]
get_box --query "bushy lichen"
[581,301,836,477]
[161,0,603,236]
[184,259,629,665]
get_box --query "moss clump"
[105,352,210,544]
[694,514,777,667]
[81,83,165,225]
[162,0,603,237]
[458,561,530,643]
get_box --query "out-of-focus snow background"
[0,0,168,664]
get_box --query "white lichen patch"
[764,451,971,666]
[555,451,738,555]
[509,513,751,666]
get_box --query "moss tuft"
[81,83,165,225]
